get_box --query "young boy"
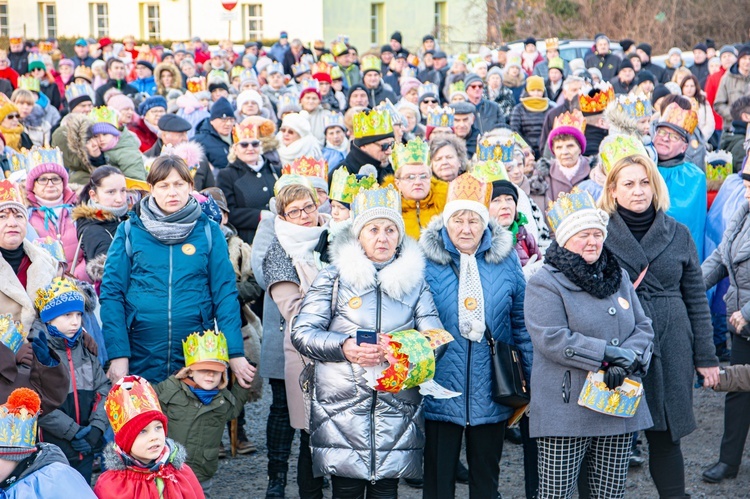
[95,375,204,499]
[35,277,111,485]
[0,387,96,498]
[155,329,250,496]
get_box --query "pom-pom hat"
[0,388,41,461]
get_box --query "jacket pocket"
[562,370,571,404]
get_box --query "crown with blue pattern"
[401,67,417,79]
[546,187,599,233]
[0,388,41,451]
[351,185,401,221]
[292,62,311,78]
[614,93,653,119]
[418,82,439,99]
[323,111,346,132]
[64,83,95,103]
[7,150,27,174]
[0,314,25,354]
[35,278,85,323]
[267,62,285,76]
[33,236,66,263]
[427,107,454,128]
[477,136,515,162]
[24,145,63,169]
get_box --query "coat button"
[611,338,620,346]
[608,307,616,316]
[262,186,268,191]
[564,347,574,358]
[256,172,262,178]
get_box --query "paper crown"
[33,236,66,263]
[299,78,319,93]
[300,53,315,67]
[545,38,560,50]
[89,106,118,127]
[38,41,54,54]
[230,66,244,79]
[614,93,653,119]
[237,69,256,83]
[706,150,733,184]
[311,61,330,76]
[471,160,510,183]
[105,375,163,434]
[427,107,455,128]
[329,65,343,80]
[579,82,615,114]
[28,53,44,65]
[7,151,27,174]
[598,134,649,174]
[446,172,492,207]
[186,76,207,93]
[351,185,401,221]
[273,173,315,197]
[207,69,230,86]
[232,121,259,142]
[360,54,381,74]
[374,99,400,124]
[183,330,229,368]
[550,109,586,139]
[282,156,328,180]
[391,137,430,171]
[0,388,41,449]
[292,62,311,77]
[352,109,393,139]
[401,67,417,79]
[329,167,378,204]
[448,81,466,97]
[267,62,285,75]
[319,53,335,65]
[546,187,598,232]
[0,314,26,355]
[477,136,515,162]
[277,92,300,112]
[658,102,698,135]
[507,53,522,67]
[64,83,95,102]
[323,111,346,131]
[0,180,24,206]
[578,370,643,418]
[8,37,23,45]
[418,82,439,98]
[17,76,40,93]
[34,277,83,316]
[331,41,348,57]
[407,54,420,67]
[25,145,63,169]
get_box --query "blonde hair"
[599,155,670,214]
[276,183,316,216]
[671,67,692,85]
[11,89,36,105]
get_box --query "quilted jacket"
[420,218,533,426]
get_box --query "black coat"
[193,118,232,171]
[611,76,636,95]
[217,155,281,244]
[691,61,710,88]
[94,79,138,107]
[605,210,719,440]
[282,48,313,78]
[145,139,216,191]
[0,79,12,99]
[641,61,667,83]
[584,52,621,82]
[40,81,61,111]
[365,82,398,108]
[338,144,393,184]
[8,50,28,76]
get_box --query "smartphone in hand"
[356,330,378,346]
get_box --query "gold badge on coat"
[464,297,478,311]
[349,297,362,309]
[618,297,630,310]
[182,243,196,256]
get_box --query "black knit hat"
[617,58,634,74]
[651,85,671,105]
[637,43,652,57]
[210,97,234,120]
[380,45,393,55]
[620,39,636,52]
[636,70,656,85]
[491,180,518,205]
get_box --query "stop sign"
[221,1,238,10]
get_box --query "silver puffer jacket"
[291,229,443,481]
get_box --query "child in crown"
[94,375,204,499]
[153,329,250,496]
[35,277,110,485]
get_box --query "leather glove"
[604,366,627,390]
[32,330,56,367]
[81,332,98,357]
[603,346,638,372]
[84,427,103,449]
[15,343,33,366]
[71,426,92,454]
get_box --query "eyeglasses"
[5,114,19,120]
[217,117,235,124]
[238,140,261,149]
[468,84,484,90]
[284,203,317,219]
[399,173,430,182]
[35,176,62,186]
[422,99,438,104]
[379,141,395,152]
[655,128,683,142]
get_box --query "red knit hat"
[312,73,332,85]
[299,86,321,101]
[114,411,169,454]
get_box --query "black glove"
[32,330,57,367]
[84,427,103,449]
[603,346,638,372]
[71,426,92,454]
[604,366,627,390]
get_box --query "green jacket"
[155,376,248,482]
[719,129,747,172]
[103,128,147,181]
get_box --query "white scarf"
[274,213,330,291]
[277,134,322,166]
[458,251,486,342]
[559,158,581,182]
[522,51,539,73]
[327,137,350,154]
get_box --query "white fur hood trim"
[419,216,514,266]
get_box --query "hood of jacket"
[15,443,70,483]
[101,439,187,472]
[420,216,514,266]
[72,204,120,223]
[24,105,47,128]
[729,63,750,80]
[154,62,183,92]
[63,114,95,173]
[329,227,425,301]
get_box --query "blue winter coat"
[100,207,243,383]
[193,118,233,170]
[420,217,533,426]
[131,75,157,96]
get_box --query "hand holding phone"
[356,329,378,346]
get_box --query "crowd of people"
[0,27,748,499]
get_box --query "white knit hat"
[236,89,263,111]
[281,112,312,138]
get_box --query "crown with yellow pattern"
[7,151,27,175]
[331,41,349,58]
[323,111,347,132]
[614,93,653,119]
[352,109,393,139]
[282,156,328,180]
[230,66,245,79]
[207,69,229,85]
[0,388,41,451]
[17,76,40,93]
[183,329,229,369]
[448,81,466,97]
[545,38,560,50]
[105,375,164,434]
[330,65,343,80]
[471,160,510,183]
[292,62,311,78]
[477,136,515,163]
[351,185,401,221]
[329,167,378,204]
[33,236,66,264]
[232,121,259,142]
[598,134,649,174]
[9,37,23,46]
[0,314,26,354]
[186,76,207,93]
[546,187,600,233]
[319,53,335,66]
[391,137,430,171]
[38,41,54,54]
[0,180,25,210]
[706,150,733,187]
[24,145,63,169]
[427,107,455,128]
[657,102,698,137]
[445,172,492,208]
[273,174,316,198]
[88,106,118,127]
[311,61,330,77]
[548,109,587,151]
[579,82,615,115]
[35,278,84,323]
[360,54,381,74]
[64,83,95,103]
[418,82,439,99]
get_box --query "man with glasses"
[194,97,236,172]
[338,109,395,183]
[463,73,506,134]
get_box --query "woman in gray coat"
[600,147,719,498]
[525,188,654,499]
[291,186,442,498]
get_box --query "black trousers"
[719,335,750,466]
[423,419,505,499]
[266,378,295,474]
[645,429,685,497]
[330,476,398,499]
[520,415,539,499]
[70,452,94,485]
[298,430,324,499]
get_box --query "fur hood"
[329,227,425,301]
[102,439,188,472]
[64,114,94,173]
[72,204,119,222]
[24,104,47,128]
[604,102,641,137]
[419,216,514,266]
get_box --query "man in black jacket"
[337,110,395,184]
[8,37,28,76]
[361,55,398,108]
[585,35,621,82]
[95,59,138,106]
[193,97,235,172]
[282,39,312,78]
[636,43,666,83]
[691,43,710,88]
[464,73,506,134]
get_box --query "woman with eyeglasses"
[217,119,282,245]
[0,97,32,152]
[276,113,322,167]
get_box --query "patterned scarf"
[458,251,486,342]
[88,199,129,218]
[139,195,202,245]
[508,212,529,245]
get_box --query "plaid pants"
[267,378,296,474]
[537,433,633,499]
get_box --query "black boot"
[716,341,732,362]
[505,427,523,445]
[266,472,287,498]
[702,462,739,483]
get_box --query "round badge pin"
[182,243,196,256]
[618,297,630,310]
[349,297,362,309]
[464,297,477,311]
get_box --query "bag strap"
[124,219,132,258]
[633,265,648,289]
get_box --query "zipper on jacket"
[67,346,83,460]
[465,341,472,426]
[370,283,382,482]
[416,202,422,230]
[167,245,174,374]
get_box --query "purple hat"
[26,162,69,195]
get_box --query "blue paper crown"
[28,53,44,64]
[477,137,515,162]
[0,402,38,448]
[418,83,439,98]
[64,83,95,102]
[402,67,417,79]
[267,62,285,76]
[7,150,27,174]
[323,111,346,131]
[351,186,401,221]
[299,78,319,92]
[546,187,598,232]
[0,314,25,354]
[427,107,455,128]
[33,236,66,263]
[25,145,63,169]
[614,93,653,120]
[292,63,311,77]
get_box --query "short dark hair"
[731,96,750,122]
[551,133,577,145]
[147,156,194,186]
[660,94,691,111]
[106,57,124,72]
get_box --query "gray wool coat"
[605,210,719,440]
[525,264,654,438]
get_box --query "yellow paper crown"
[17,76,40,93]
[352,109,393,139]
[598,134,649,174]
[361,54,381,74]
[329,167,378,204]
[545,38,560,50]
[25,145,63,169]
[546,187,598,232]
[34,277,81,313]
[659,102,698,135]
[553,109,586,134]
[391,137,430,171]
[446,173,491,207]
[0,388,41,449]
[232,121,259,142]
[426,107,455,128]
[187,76,207,93]
[471,160,510,183]
[38,42,54,54]
[105,375,163,434]
[579,82,615,114]
[330,65,343,80]
[449,81,465,96]
[331,41,348,57]
[281,156,328,180]
[183,330,229,367]
[706,150,733,184]
[88,106,118,127]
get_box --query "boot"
[266,472,287,498]
[702,462,739,483]
[716,341,732,362]
[505,427,523,445]
[404,478,424,488]
[237,424,257,454]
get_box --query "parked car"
[506,39,623,62]
[651,52,695,68]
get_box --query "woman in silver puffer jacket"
[291,186,443,498]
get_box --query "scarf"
[522,51,539,73]
[657,153,686,168]
[274,214,330,291]
[277,134,322,167]
[31,195,71,231]
[88,199,129,218]
[139,195,202,245]
[520,96,549,112]
[558,159,581,182]
[327,137,350,154]
[544,241,622,299]
[508,212,529,244]
[457,251,486,342]
[1,245,25,274]
[47,324,83,348]
[243,156,264,173]
[188,386,219,405]
[118,440,172,472]
[0,123,23,151]
[617,203,656,242]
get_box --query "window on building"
[90,3,109,37]
[243,4,263,41]
[0,3,8,38]
[142,3,160,40]
[39,3,57,39]
[434,2,446,39]
[370,3,384,46]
